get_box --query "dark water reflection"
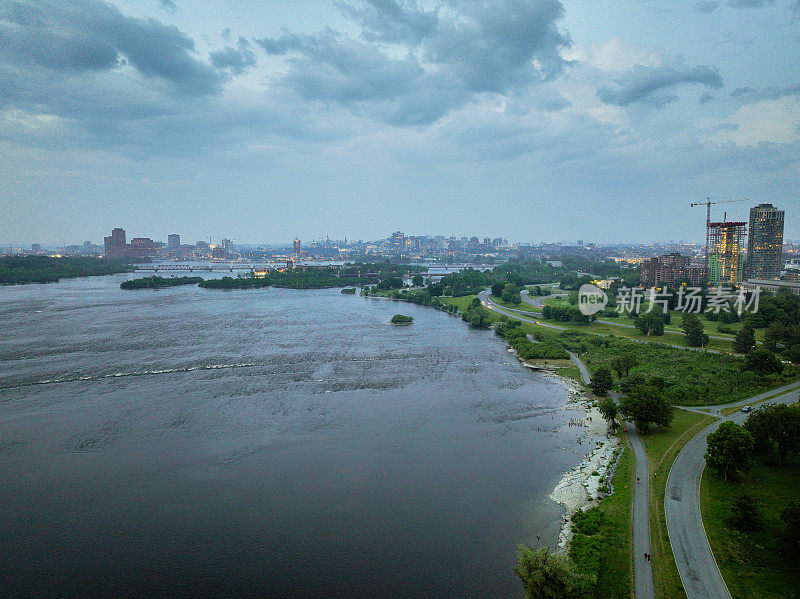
[0,275,586,598]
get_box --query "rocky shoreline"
[506,345,621,555]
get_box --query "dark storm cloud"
[255,0,571,125]
[694,1,719,12]
[597,64,723,107]
[209,38,257,74]
[0,0,222,96]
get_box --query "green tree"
[635,313,664,336]
[781,500,800,552]
[682,313,709,347]
[590,367,614,395]
[743,347,784,377]
[598,396,619,430]
[411,274,424,287]
[514,545,593,599]
[611,354,637,378]
[705,421,754,481]
[744,404,800,464]
[729,492,762,532]
[618,385,673,434]
[470,297,482,309]
[732,325,756,353]
[501,283,522,305]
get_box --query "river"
[0,273,588,598]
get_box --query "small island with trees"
[340,287,357,294]
[390,314,414,325]
[120,276,204,290]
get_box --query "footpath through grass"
[701,459,800,599]
[640,410,718,599]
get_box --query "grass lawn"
[539,298,742,349]
[594,431,635,599]
[528,312,736,353]
[488,294,539,312]
[701,459,800,599]
[640,409,718,599]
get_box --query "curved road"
[666,385,800,599]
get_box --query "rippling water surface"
[0,274,586,598]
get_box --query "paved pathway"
[566,352,655,599]
[665,386,800,599]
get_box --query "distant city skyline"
[1,1,799,244]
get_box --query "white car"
[741,406,752,413]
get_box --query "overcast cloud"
[1,0,798,244]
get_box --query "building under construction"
[708,221,746,285]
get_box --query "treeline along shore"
[198,263,422,290]
[0,256,131,285]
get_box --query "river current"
[0,273,588,598]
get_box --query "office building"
[31,243,41,254]
[746,203,784,279]
[129,237,157,259]
[103,227,127,259]
[168,234,181,250]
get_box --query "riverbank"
[549,397,619,554]
[505,337,621,554]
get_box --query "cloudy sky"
[1,0,798,246]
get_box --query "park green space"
[701,459,800,599]
[540,296,747,347]
[488,293,539,312]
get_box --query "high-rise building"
[708,221,746,285]
[31,243,41,254]
[640,253,692,287]
[390,231,405,253]
[746,203,784,280]
[168,234,181,250]
[293,238,301,257]
[221,238,233,258]
[103,227,127,259]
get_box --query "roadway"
[665,385,800,599]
